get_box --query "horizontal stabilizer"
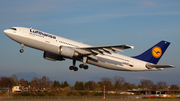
[146,63,175,69]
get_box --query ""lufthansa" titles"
[30,29,56,39]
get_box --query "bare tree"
[30,79,38,88]
[140,79,154,94]
[122,82,131,90]
[30,77,40,88]
[113,75,125,91]
[101,77,113,91]
[19,78,29,87]
[0,77,15,87]
[156,81,167,90]
[41,76,51,88]
[140,79,154,88]
[170,84,179,90]
[11,74,18,86]
[151,85,158,90]
[41,76,47,88]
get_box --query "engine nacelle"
[43,52,65,61]
[59,46,80,58]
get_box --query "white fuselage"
[4,27,161,71]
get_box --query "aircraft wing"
[75,44,134,55]
[146,63,175,68]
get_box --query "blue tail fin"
[132,40,170,64]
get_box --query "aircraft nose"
[4,29,13,36]
[4,29,9,35]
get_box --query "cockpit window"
[10,28,17,30]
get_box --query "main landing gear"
[20,44,24,53]
[69,56,89,71]
[79,64,89,69]
[69,59,78,71]
[69,66,78,71]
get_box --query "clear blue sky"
[0,0,180,85]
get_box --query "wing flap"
[76,44,134,55]
[91,49,103,55]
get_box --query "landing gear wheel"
[69,66,78,71]
[20,49,24,53]
[84,65,89,69]
[79,64,89,70]
[20,44,24,53]
[74,67,78,71]
[69,66,74,70]
[79,64,84,68]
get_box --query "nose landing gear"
[20,49,24,53]
[20,44,24,53]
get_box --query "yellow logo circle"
[152,46,162,58]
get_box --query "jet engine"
[59,46,80,58]
[43,51,65,61]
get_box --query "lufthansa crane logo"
[152,46,162,58]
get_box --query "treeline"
[0,74,179,91]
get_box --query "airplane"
[4,27,174,71]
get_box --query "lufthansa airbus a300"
[4,27,174,71]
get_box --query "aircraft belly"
[87,59,130,71]
[89,56,149,71]
[86,56,131,71]
[27,39,58,54]
[97,56,123,66]
[10,34,59,54]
